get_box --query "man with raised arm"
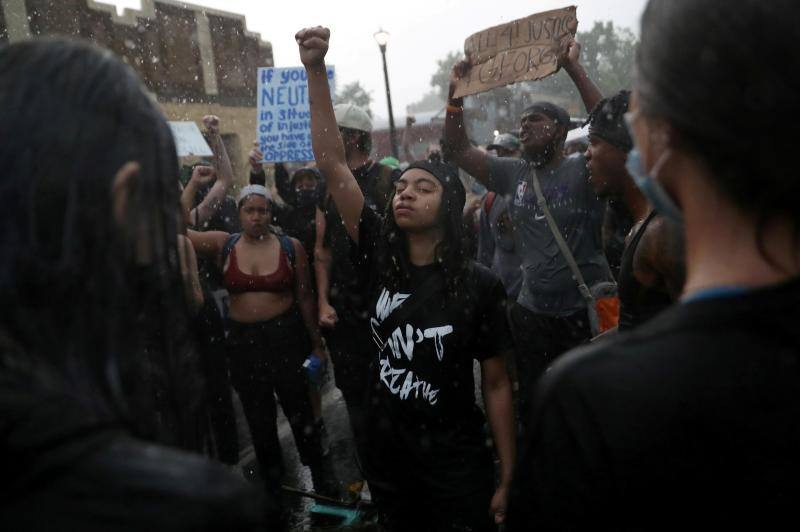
[444,38,612,434]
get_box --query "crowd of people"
[1,0,799,530]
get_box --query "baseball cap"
[334,103,372,133]
[487,133,521,152]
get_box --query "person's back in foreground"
[509,0,800,529]
[0,39,263,530]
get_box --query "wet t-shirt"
[487,154,610,315]
[352,205,513,497]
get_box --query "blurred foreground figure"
[0,39,263,530]
[509,0,800,529]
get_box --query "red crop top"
[223,244,294,294]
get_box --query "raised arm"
[559,37,603,113]
[443,60,491,184]
[402,115,417,162]
[180,164,215,228]
[297,26,364,243]
[187,115,234,227]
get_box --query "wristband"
[446,104,463,114]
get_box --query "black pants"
[323,312,371,444]
[370,483,495,532]
[509,303,591,438]
[195,297,239,465]
[227,310,322,498]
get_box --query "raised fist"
[190,165,215,186]
[295,26,330,67]
[249,141,264,171]
[202,115,220,135]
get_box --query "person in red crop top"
[186,184,333,522]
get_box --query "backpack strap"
[221,231,295,270]
[221,232,242,265]
[277,233,296,270]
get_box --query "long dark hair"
[637,0,800,265]
[0,39,195,444]
[376,162,468,300]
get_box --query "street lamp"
[374,28,399,158]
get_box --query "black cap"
[522,101,570,126]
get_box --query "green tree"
[336,81,373,117]
[430,50,464,98]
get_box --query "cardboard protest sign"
[168,121,213,157]
[452,6,578,98]
[257,66,335,163]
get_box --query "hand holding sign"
[557,36,581,71]
[249,141,264,171]
[451,6,578,98]
[295,26,330,67]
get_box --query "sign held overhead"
[168,121,213,157]
[257,66,335,163]
[453,6,578,98]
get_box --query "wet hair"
[0,39,195,444]
[637,0,799,262]
[377,161,468,300]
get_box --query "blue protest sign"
[257,66,335,163]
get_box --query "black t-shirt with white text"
[353,205,514,498]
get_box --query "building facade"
[0,0,272,183]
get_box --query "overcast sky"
[105,1,648,123]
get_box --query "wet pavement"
[232,366,376,531]
[230,360,486,530]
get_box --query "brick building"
[0,0,273,183]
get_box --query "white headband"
[237,184,272,205]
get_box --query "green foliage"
[407,90,445,114]
[336,81,373,117]
[430,50,464,98]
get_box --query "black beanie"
[400,160,466,214]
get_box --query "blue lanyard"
[681,286,749,304]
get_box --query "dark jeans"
[509,303,591,438]
[227,310,322,498]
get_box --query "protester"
[487,133,522,158]
[0,38,263,530]
[185,184,334,515]
[584,90,685,329]
[478,133,523,300]
[298,26,515,531]
[314,102,392,438]
[179,115,234,229]
[444,37,611,433]
[509,0,800,529]
[178,118,242,466]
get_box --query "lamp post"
[374,28,399,159]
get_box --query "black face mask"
[295,189,318,208]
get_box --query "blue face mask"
[624,113,684,224]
